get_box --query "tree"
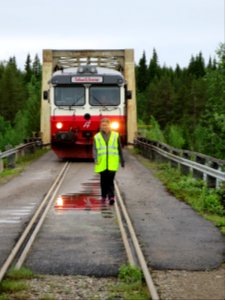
[24,75,41,135]
[0,54,42,150]
[24,54,32,83]
[136,46,225,157]
[0,57,25,122]
[136,51,149,92]
[148,48,160,81]
[197,44,225,158]
[32,54,42,80]
[187,52,205,78]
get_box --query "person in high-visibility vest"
[93,118,125,205]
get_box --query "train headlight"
[56,122,63,129]
[111,121,119,130]
[56,196,63,207]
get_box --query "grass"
[204,214,225,234]
[0,280,28,293]
[0,148,49,184]
[0,267,149,300]
[130,148,225,235]
[109,264,149,300]
[0,268,34,300]
[6,267,35,280]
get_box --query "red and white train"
[44,65,131,158]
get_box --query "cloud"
[0,0,223,69]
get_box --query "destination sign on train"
[71,76,103,83]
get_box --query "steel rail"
[0,162,69,282]
[15,162,70,269]
[114,200,135,266]
[115,181,160,300]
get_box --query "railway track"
[0,161,70,282]
[115,181,160,300]
[0,160,159,299]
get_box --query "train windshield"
[54,86,85,106]
[89,86,120,106]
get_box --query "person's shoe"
[109,198,115,205]
[100,197,106,202]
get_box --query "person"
[93,118,125,205]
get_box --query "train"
[43,64,132,158]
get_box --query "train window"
[54,86,85,106]
[89,86,120,106]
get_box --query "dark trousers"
[100,170,116,199]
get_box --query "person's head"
[100,118,111,134]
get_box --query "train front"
[47,65,129,159]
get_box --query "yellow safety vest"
[94,131,119,173]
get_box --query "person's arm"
[92,138,97,163]
[118,137,125,167]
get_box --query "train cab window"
[89,86,120,106]
[54,86,85,106]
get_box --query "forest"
[0,54,41,150]
[0,45,225,159]
[136,44,225,159]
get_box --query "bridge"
[40,49,137,145]
[0,49,224,299]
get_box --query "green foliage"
[199,187,224,215]
[187,52,205,78]
[165,125,185,148]
[156,164,224,216]
[118,264,143,283]
[136,44,225,159]
[108,264,148,300]
[148,48,160,81]
[146,116,165,143]
[136,51,149,92]
[0,268,34,300]
[109,282,149,300]
[0,58,26,122]
[6,268,34,280]
[0,54,41,151]
[205,214,225,228]
[0,280,27,293]
[24,54,32,83]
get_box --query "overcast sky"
[0,0,224,69]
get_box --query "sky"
[0,0,224,69]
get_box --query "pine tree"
[0,57,25,122]
[148,48,160,81]
[32,54,42,80]
[187,52,205,78]
[24,54,32,83]
[136,51,149,92]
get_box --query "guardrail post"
[0,156,3,173]
[15,144,22,161]
[204,160,215,188]
[193,155,204,181]
[5,144,16,169]
[170,149,181,170]
[215,164,221,189]
[181,152,191,175]
[203,159,208,185]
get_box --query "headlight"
[56,196,63,207]
[56,122,63,129]
[111,121,119,130]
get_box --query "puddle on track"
[54,178,113,218]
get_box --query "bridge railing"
[0,140,44,173]
[134,136,225,189]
